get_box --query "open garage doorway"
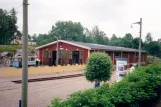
[72,51,79,64]
[52,51,57,66]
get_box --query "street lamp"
[131,18,142,66]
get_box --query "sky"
[1,0,161,40]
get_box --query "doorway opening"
[72,51,79,64]
[52,51,57,65]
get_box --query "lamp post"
[131,18,142,66]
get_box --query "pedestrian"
[19,59,22,68]
[94,79,100,88]
[6,60,9,67]
[129,64,135,74]
[35,57,40,66]
[37,58,40,66]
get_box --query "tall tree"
[31,34,37,42]
[36,33,55,46]
[0,8,18,44]
[122,33,133,48]
[110,34,117,41]
[132,37,144,49]
[132,37,139,49]
[146,41,161,57]
[83,28,95,43]
[145,32,153,43]
[109,34,124,46]
[91,26,107,44]
[158,39,161,43]
[50,21,84,41]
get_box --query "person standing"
[129,64,135,74]
[94,79,100,88]
[35,57,40,66]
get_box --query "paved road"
[0,76,93,107]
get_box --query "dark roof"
[69,41,146,52]
[36,40,146,53]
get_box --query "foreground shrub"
[48,84,114,107]
[147,56,160,64]
[85,52,112,82]
[49,62,161,107]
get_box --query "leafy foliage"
[36,21,108,46]
[36,33,55,46]
[0,8,19,45]
[122,33,133,48]
[144,41,161,57]
[34,20,161,58]
[145,32,153,43]
[49,62,161,107]
[85,52,112,82]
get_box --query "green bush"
[85,52,112,82]
[48,84,114,107]
[147,56,161,64]
[49,62,161,107]
[147,56,154,64]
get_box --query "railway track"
[12,74,83,84]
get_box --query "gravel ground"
[0,70,117,107]
[0,76,93,107]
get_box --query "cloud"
[0,0,161,40]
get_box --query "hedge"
[48,62,161,107]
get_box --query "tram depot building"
[36,40,147,66]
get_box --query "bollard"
[19,100,21,107]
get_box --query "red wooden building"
[36,40,147,66]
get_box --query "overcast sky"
[1,0,161,40]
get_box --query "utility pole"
[131,18,142,66]
[56,37,59,66]
[22,0,28,107]
[138,18,142,66]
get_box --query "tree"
[28,34,31,40]
[110,34,117,41]
[109,34,124,46]
[145,41,161,57]
[122,33,133,48]
[132,37,141,49]
[83,28,95,43]
[145,32,153,43]
[0,8,18,45]
[31,34,37,42]
[36,33,55,46]
[50,21,84,41]
[104,37,109,45]
[85,52,112,82]
[158,39,161,43]
[91,26,107,45]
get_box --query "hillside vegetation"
[0,45,36,53]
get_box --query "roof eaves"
[60,40,91,50]
[35,41,57,50]
[91,47,146,53]
[35,40,91,50]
